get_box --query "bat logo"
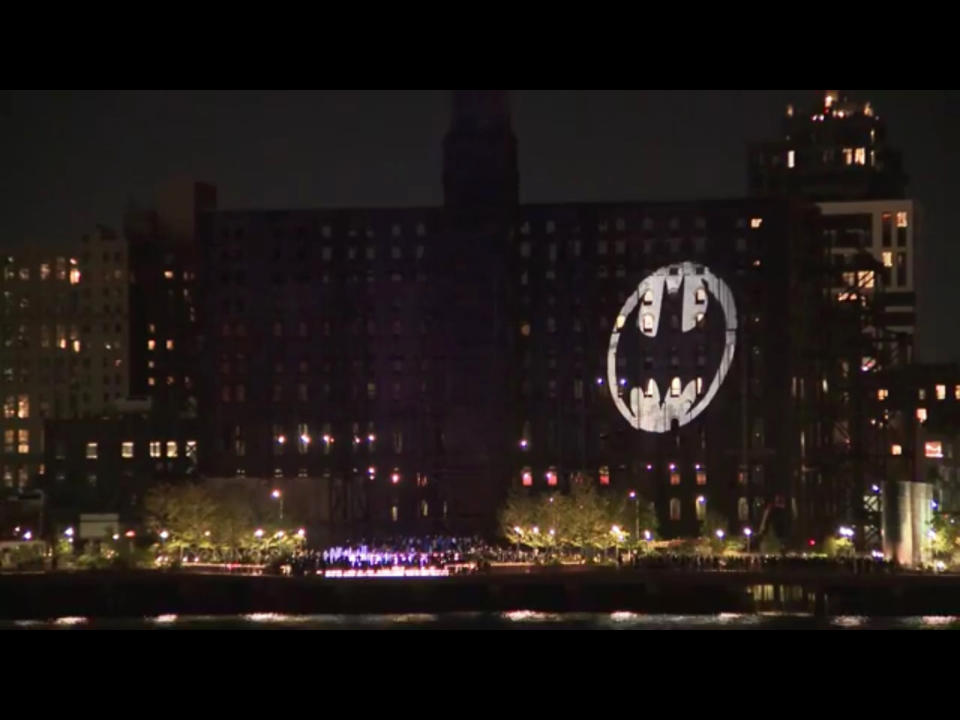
[607,262,737,432]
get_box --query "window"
[854,148,866,165]
[669,498,681,521]
[40,263,50,280]
[186,441,197,460]
[955,385,960,401]
[925,441,944,459]
[166,339,174,350]
[937,384,946,401]
[166,441,178,458]
[573,379,583,400]
[670,377,681,397]
[881,213,892,247]
[882,251,893,268]
[896,252,907,286]
[122,442,134,458]
[919,388,927,401]
[520,322,531,337]
[391,506,399,523]
[546,468,558,487]
[147,339,156,351]
[891,444,903,456]
[917,408,928,423]
[696,468,707,486]
[877,388,889,401]
[669,467,680,485]
[897,211,908,228]
[367,381,377,399]
[17,394,28,418]
[738,497,749,521]
[842,148,853,165]
[787,150,795,168]
[86,442,98,459]
[150,441,161,458]
[750,218,763,229]
[521,468,533,487]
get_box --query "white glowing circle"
[607,262,737,432]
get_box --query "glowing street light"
[297,528,306,539]
[643,530,652,541]
[532,526,540,535]
[300,433,311,445]
[22,530,32,541]
[254,528,264,539]
[277,434,286,445]
[159,530,169,540]
[64,527,74,538]
[271,489,284,521]
[715,529,725,540]
[519,438,528,450]
[743,527,752,553]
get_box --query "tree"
[930,511,960,567]
[697,509,729,555]
[759,529,783,555]
[144,483,220,559]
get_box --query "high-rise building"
[1,226,129,492]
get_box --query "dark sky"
[2,90,957,361]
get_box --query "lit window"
[163,270,174,279]
[147,339,155,351]
[17,394,29,419]
[917,408,928,423]
[669,498,681,521]
[148,377,156,387]
[891,444,903,456]
[750,218,763,229]
[877,388,888,401]
[854,148,866,165]
[896,211,908,228]
[641,314,654,332]
[166,339,174,350]
[521,468,533,487]
[669,469,680,486]
[420,500,429,518]
[936,384,946,401]
[696,377,703,395]
[186,441,197,459]
[150,441,161,458]
[857,271,874,288]
[546,468,558,487]
[122,442,134,458]
[69,268,81,285]
[955,385,960,401]
[599,466,610,485]
[696,469,707,486]
[17,429,29,455]
[2,396,13,418]
[842,148,853,165]
[670,377,681,397]
[919,388,927,401]
[882,251,893,268]
[642,290,653,306]
[787,150,795,168]
[925,441,944,459]
[520,322,530,337]
[166,441,178,458]
[86,442,98,459]
[40,263,50,280]
[695,496,707,521]
[391,506,399,523]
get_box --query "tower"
[442,90,519,213]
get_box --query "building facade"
[1,226,129,492]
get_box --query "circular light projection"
[607,261,737,433]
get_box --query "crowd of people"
[258,534,922,577]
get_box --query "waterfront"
[5,611,960,630]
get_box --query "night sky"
[2,90,957,361]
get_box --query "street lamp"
[271,489,283,521]
[628,491,639,548]
[513,526,523,557]
[743,527,752,553]
[715,529,725,540]
[611,525,623,561]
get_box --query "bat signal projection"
[607,262,737,432]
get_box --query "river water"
[4,612,960,630]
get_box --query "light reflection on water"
[3,612,960,629]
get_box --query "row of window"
[2,258,81,283]
[2,429,30,454]
[219,223,428,242]
[516,217,761,237]
[220,380,420,403]
[518,233,759,261]
[83,440,197,460]
[878,385,960,402]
